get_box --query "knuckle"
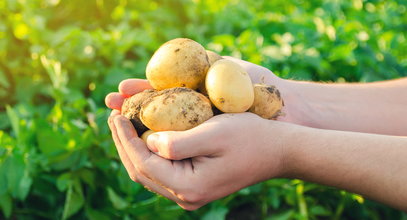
[163,136,180,160]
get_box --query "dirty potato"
[249,84,284,119]
[140,87,213,131]
[121,89,156,135]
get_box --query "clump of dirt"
[121,89,156,135]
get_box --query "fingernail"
[147,134,159,152]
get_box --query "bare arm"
[282,123,407,211]
[280,78,407,135]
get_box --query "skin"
[105,57,407,211]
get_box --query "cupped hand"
[108,110,290,210]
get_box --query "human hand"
[223,56,283,85]
[222,57,302,124]
[104,58,299,210]
[108,110,291,210]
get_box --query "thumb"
[146,129,218,160]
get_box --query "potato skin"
[198,50,223,95]
[140,87,213,131]
[249,84,284,119]
[206,50,222,65]
[206,59,254,113]
[146,38,210,90]
[121,89,156,135]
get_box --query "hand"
[105,77,293,210]
[223,56,283,85]
[222,57,301,124]
[108,111,290,210]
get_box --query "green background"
[0,0,406,219]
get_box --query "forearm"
[277,77,407,135]
[284,125,407,211]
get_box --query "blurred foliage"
[0,0,406,219]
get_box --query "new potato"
[206,59,254,113]
[206,50,222,65]
[140,87,213,131]
[146,38,210,90]
[123,38,284,136]
[249,84,284,119]
[198,50,223,95]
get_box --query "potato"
[141,130,156,142]
[205,59,254,113]
[140,87,213,131]
[121,89,156,135]
[146,38,210,90]
[206,50,222,65]
[198,50,223,95]
[249,84,284,119]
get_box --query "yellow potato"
[205,59,254,113]
[146,38,210,90]
[198,50,223,95]
[206,50,222,65]
[140,87,213,131]
[249,84,284,119]
[141,130,156,142]
[121,89,156,135]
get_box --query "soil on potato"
[121,89,156,135]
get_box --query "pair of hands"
[105,57,296,210]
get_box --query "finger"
[108,110,138,181]
[146,122,220,160]
[119,79,153,97]
[135,171,199,210]
[110,114,200,209]
[114,115,180,187]
[105,92,125,110]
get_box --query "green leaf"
[0,169,7,196]
[0,194,12,218]
[56,173,72,192]
[16,170,32,200]
[107,187,128,210]
[266,210,294,220]
[62,181,84,220]
[3,153,28,199]
[85,207,110,220]
[310,205,331,216]
[6,105,19,138]
[0,112,10,130]
[35,119,67,156]
[202,206,228,220]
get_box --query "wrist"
[261,120,308,179]
[274,79,314,127]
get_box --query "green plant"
[0,0,406,219]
